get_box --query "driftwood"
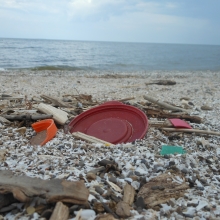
[143,95,186,112]
[72,132,113,146]
[0,170,89,204]
[123,183,135,206]
[63,94,94,103]
[0,95,23,101]
[149,119,173,127]
[145,80,176,86]
[137,171,189,208]
[38,103,68,125]
[115,97,135,102]
[161,128,220,136]
[0,115,11,124]
[144,108,202,124]
[4,114,53,121]
[49,202,69,220]
[41,94,71,108]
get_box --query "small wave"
[29,65,96,71]
[115,63,129,67]
[0,68,5,71]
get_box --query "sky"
[0,0,220,45]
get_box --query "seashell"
[26,206,36,215]
[74,209,96,220]
[107,181,122,192]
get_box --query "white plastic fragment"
[196,200,208,211]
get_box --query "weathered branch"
[4,114,53,121]
[41,94,71,107]
[143,95,186,112]
[0,170,89,204]
[161,128,220,136]
[144,108,202,124]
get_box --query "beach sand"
[1,70,220,219]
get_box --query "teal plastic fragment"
[160,145,186,155]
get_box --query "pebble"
[181,168,188,174]
[86,172,97,181]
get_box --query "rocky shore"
[0,70,220,219]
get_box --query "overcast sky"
[0,0,220,45]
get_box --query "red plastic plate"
[69,101,148,144]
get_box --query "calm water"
[0,38,220,72]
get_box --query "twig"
[143,94,186,112]
[161,128,220,136]
[72,132,113,146]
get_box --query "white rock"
[131,181,140,190]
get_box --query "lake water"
[0,38,220,72]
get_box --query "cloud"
[0,0,219,44]
[65,0,180,21]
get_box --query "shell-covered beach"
[1,70,220,219]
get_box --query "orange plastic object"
[31,119,57,146]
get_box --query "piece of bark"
[38,103,68,125]
[15,127,27,135]
[145,80,176,85]
[49,202,69,220]
[0,170,89,204]
[144,108,202,123]
[98,159,115,167]
[123,183,135,206]
[95,213,116,220]
[102,203,119,219]
[161,128,220,136]
[41,94,71,108]
[72,132,113,146]
[115,201,131,218]
[137,171,189,208]
[41,209,53,219]
[143,95,186,112]
[0,150,7,162]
